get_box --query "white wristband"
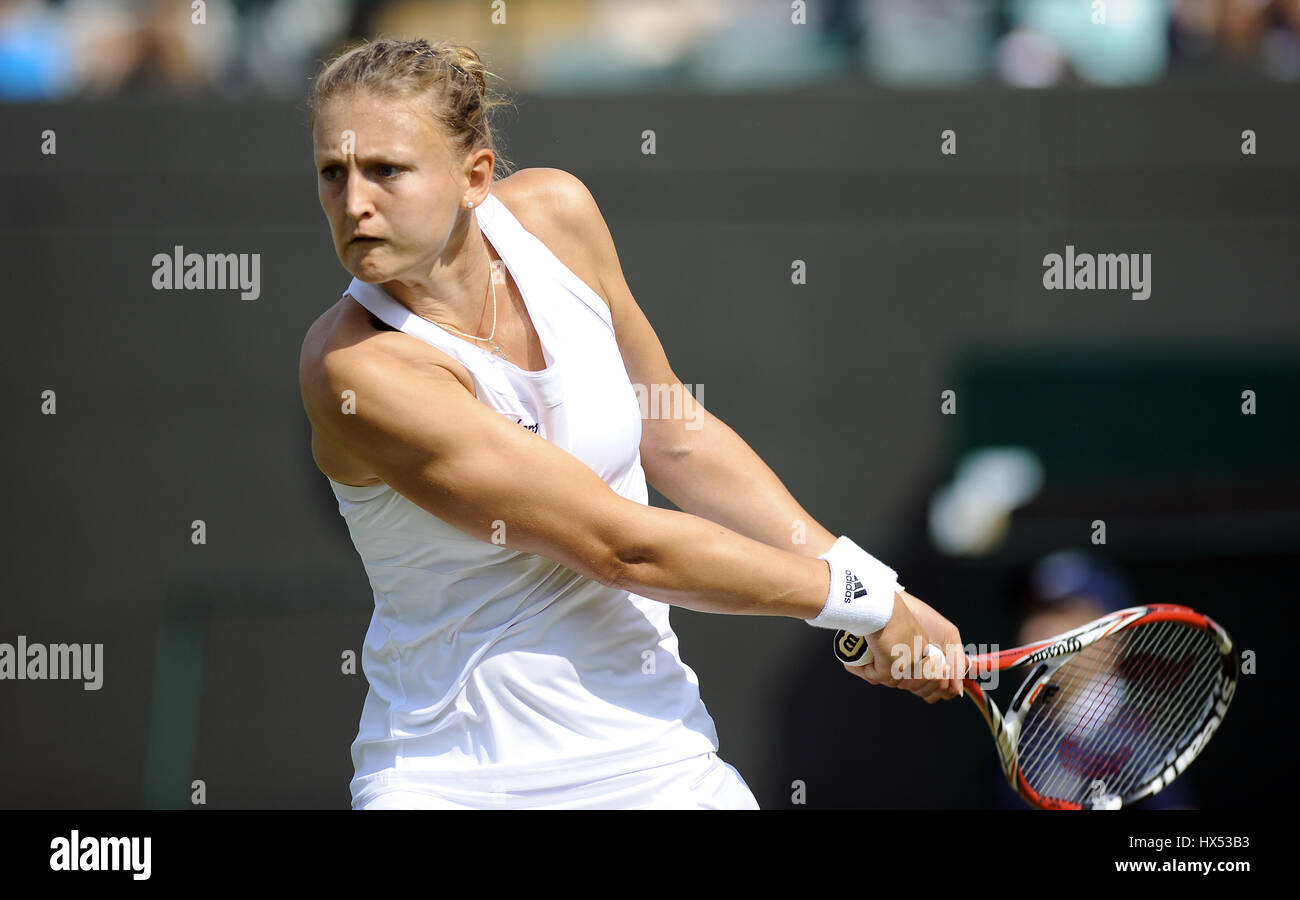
[809,536,903,635]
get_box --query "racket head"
[830,604,1238,809]
[985,605,1237,809]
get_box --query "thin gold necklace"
[425,232,507,360]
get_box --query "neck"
[383,215,495,337]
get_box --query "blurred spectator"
[60,0,238,96]
[1214,0,1300,79]
[996,549,1196,809]
[238,0,351,96]
[1002,0,1172,87]
[3,0,1296,100]
[0,0,74,99]
[687,0,854,90]
[1171,0,1300,80]
[860,0,999,85]
[1019,548,1134,644]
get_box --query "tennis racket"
[832,604,1237,809]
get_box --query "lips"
[350,235,382,244]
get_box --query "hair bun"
[437,43,486,94]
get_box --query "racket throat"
[1001,659,1068,800]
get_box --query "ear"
[464,147,495,204]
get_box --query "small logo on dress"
[514,417,539,434]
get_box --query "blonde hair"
[309,37,515,177]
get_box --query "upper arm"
[305,347,643,586]
[533,169,696,460]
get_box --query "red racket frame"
[835,604,1237,809]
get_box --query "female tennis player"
[298,38,967,810]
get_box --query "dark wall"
[0,82,1295,808]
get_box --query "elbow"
[602,555,630,592]
[600,545,647,593]
[641,420,703,472]
[598,531,659,593]
[644,437,693,468]
[582,497,665,592]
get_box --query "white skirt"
[353,751,759,810]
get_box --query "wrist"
[807,535,904,635]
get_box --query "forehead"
[312,90,447,156]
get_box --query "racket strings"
[1047,626,1198,778]
[1015,627,1177,791]
[1019,624,1199,801]
[1071,630,1213,792]
[1018,621,1187,781]
[1090,629,1219,787]
[1027,623,1219,803]
[1030,624,1214,801]
[1015,621,1221,805]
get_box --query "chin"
[343,261,385,283]
[344,251,394,284]
[350,267,390,285]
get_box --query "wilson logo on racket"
[843,572,867,603]
[1023,636,1082,666]
[835,631,869,664]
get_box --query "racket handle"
[832,631,947,670]
[833,630,873,666]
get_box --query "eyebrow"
[313,149,414,166]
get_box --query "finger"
[885,649,937,689]
[844,661,882,685]
[948,645,969,696]
[930,668,961,700]
[905,644,947,685]
[949,641,969,675]
[906,681,943,703]
[842,662,871,682]
[951,640,968,676]
[906,656,959,701]
[934,681,959,701]
[896,676,941,698]
[872,654,896,684]
[917,678,946,701]
[926,643,952,681]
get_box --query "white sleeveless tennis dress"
[327,191,758,809]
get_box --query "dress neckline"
[475,194,555,377]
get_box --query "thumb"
[923,642,950,679]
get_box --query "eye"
[317,163,403,182]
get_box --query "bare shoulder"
[298,300,351,413]
[492,168,615,316]
[300,296,473,404]
[299,297,474,486]
[495,167,593,212]
[299,298,396,415]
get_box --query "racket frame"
[834,604,1237,809]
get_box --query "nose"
[343,168,374,221]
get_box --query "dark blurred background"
[0,0,1296,809]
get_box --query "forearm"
[608,501,831,621]
[642,403,837,558]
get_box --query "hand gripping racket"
[832,604,1237,809]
